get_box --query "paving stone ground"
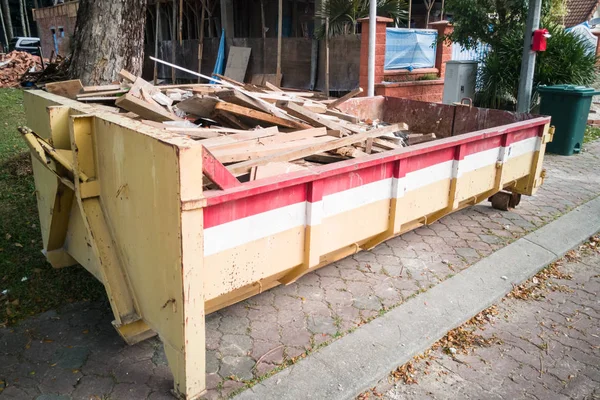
[0,142,599,400]
[379,244,600,400]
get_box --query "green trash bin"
[537,85,600,156]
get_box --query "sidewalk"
[380,240,600,400]
[0,142,599,400]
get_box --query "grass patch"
[0,88,104,326]
[584,125,600,144]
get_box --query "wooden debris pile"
[0,51,43,88]
[43,70,438,187]
[21,55,71,86]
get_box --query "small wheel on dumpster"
[490,192,512,211]
[509,193,521,208]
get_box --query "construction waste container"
[538,84,599,156]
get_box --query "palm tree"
[315,0,408,39]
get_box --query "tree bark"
[0,0,8,49]
[70,0,148,85]
[2,0,12,40]
[22,0,31,37]
[18,0,25,36]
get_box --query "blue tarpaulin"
[384,28,437,71]
[211,29,226,83]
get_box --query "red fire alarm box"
[532,29,550,51]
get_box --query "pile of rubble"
[0,51,43,88]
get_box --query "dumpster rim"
[203,116,551,206]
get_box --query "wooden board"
[83,84,122,93]
[281,102,351,135]
[176,96,221,118]
[250,73,281,86]
[116,93,181,122]
[327,87,363,110]
[207,128,326,153]
[212,136,335,163]
[214,102,310,130]
[77,89,129,99]
[227,123,403,175]
[224,47,252,83]
[46,80,84,99]
[253,162,307,180]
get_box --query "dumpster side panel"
[92,117,185,346]
[202,120,550,310]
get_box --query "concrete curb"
[233,196,600,400]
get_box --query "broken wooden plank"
[46,79,84,99]
[176,95,221,118]
[77,89,129,99]
[212,109,252,130]
[82,84,122,93]
[208,128,327,153]
[253,162,307,180]
[141,87,162,108]
[212,136,335,163]
[325,109,360,124]
[115,93,181,122]
[77,96,119,102]
[200,128,279,148]
[214,102,311,130]
[327,87,363,109]
[407,133,436,145]
[281,102,351,134]
[365,138,374,154]
[202,147,241,190]
[228,123,403,175]
[332,146,367,158]
[264,81,283,92]
[119,69,137,83]
[129,76,158,98]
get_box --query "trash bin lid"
[537,84,600,97]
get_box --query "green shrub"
[475,22,598,110]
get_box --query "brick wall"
[32,2,79,58]
[358,17,454,103]
[375,80,444,103]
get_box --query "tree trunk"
[22,0,31,37]
[0,1,8,49]
[2,0,12,40]
[18,0,25,36]
[70,0,148,85]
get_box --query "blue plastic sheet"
[211,29,226,83]
[384,28,437,71]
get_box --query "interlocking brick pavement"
[1,142,600,400]
[380,244,600,400]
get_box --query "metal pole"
[516,0,542,113]
[408,0,411,28]
[154,1,160,85]
[325,17,329,96]
[276,0,283,86]
[198,0,206,83]
[367,0,376,97]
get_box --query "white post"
[367,0,376,97]
[516,0,542,113]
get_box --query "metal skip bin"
[22,90,552,399]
